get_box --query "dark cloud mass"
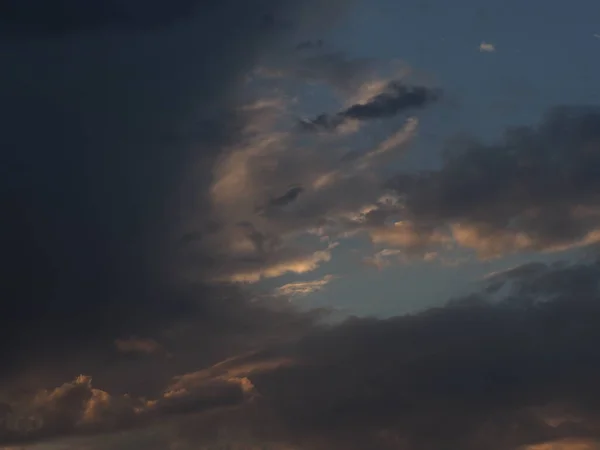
[0,0,207,36]
[0,0,343,393]
[4,259,600,449]
[246,259,600,450]
[300,80,441,132]
[269,186,305,208]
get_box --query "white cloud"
[479,41,496,52]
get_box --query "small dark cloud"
[269,186,305,208]
[344,81,442,120]
[300,80,441,132]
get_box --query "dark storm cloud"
[0,0,209,36]
[385,105,600,256]
[5,259,600,449]
[300,80,442,132]
[0,0,346,392]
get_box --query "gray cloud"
[379,105,600,258]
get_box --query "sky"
[2,1,600,449]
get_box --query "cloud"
[376,105,600,259]
[6,259,600,449]
[200,91,421,282]
[299,80,441,132]
[191,48,438,284]
[524,439,600,450]
[274,274,336,297]
[0,0,355,406]
[268,186,305,208]
[114,338,164,355]
[210,243,338,284]
[479,41,496,52]
[255,51,378,95]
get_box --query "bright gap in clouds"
[193,36,600,318]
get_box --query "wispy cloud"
[187,56,437,284]
[274,274,337,297]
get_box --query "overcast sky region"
[2,1,600,449]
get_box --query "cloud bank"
[4,259,600,450]
[3,2,600,450]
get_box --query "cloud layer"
[4,259,600,449]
